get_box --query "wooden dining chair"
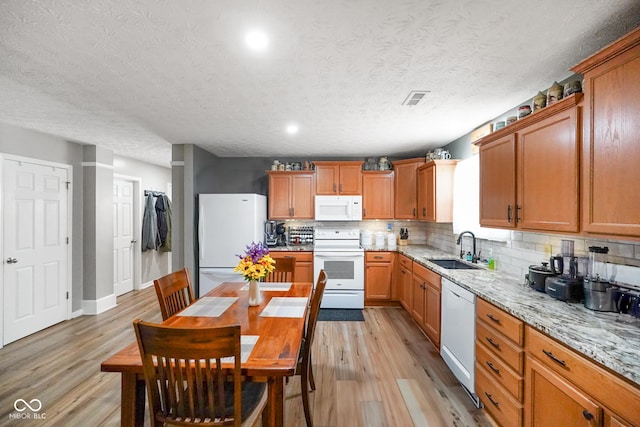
[296,269,327,427]
[133,320,267,427]
[264,256,296,282]
[153,267,196,320]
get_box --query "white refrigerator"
[198,194,267,297]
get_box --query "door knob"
[6,258,18,264]
[130,240,138,244]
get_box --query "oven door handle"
[314,252,364,259]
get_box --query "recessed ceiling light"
[286,124,299,135]
[245,30,269,51]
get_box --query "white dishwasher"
[440,277,480,407]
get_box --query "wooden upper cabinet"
[417,160,457,222]
[479,134,517,228]
[476,94,582,232]
[572,28,640,237]
[267,172,315,219]
[393,157,425,219]
[314,161,362,195]
[517,107,580,232]
[362,171,394,219]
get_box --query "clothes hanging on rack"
[155,195,172,252]
[142,192,172,252]
[142,193,160,251]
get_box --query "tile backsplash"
[282,220,640,282]
[422,222,640,281]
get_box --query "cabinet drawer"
[476,341,524,402]
[366,251,392,262]
[476,363,523,427]
[477,299,524,346]
[526,326,640,427]
[476,320,524,374]
[398,255,412,270]
[412,262,440,287]
[274,251,313,262]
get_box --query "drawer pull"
[486,337,500,350]
[486,313,501,324]
[582,410,593,421]
[374,256,383,259]
[486,361,500,374]
[484,392,500,408]
[542,349,567,367]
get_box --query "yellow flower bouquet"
[234,241,276,282]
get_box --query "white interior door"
[3,158,69,345]
[113,179,134,296]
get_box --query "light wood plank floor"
[0,287,495,426]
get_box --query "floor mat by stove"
[317,309,365,322]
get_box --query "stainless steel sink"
[427,258,482,270]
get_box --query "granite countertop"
[396,245,640,388]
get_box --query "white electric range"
[313,228,364,309]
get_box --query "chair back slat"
[305,270,327,355]
[154,268,196,320]
[265,256,296,282]
[134,320,243,426]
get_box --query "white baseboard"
[139,280,154,290]
[71,309,84,318]
[82,294,117,315]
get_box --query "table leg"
[121,373,146,427]
[266,376,285,427]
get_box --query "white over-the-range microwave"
[314,195,362,221]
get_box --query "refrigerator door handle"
[198,203,205,260]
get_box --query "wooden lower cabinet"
[526,356,602,427]
[476,299,525,427]
[476,362,523,427]
[397,255,413,311]
[525,326,640,427]
[411,262,441,348]
[365,252,395,304]
[272,251,313,283]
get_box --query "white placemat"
[240,282,292,291]
[260,297,308,318]
[177,297,238,317]
[221,335,259,364]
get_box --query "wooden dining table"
[100,281,313,427]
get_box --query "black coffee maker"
[276,223,287,246]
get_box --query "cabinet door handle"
[582,410,594,421]
[486,313,501,325]
[422,207,426,216]
[542,349,567,367]
[339,183,343,193]
[484,392,500,408]
[413,208,416,217]
[507,205,512,223]
[485,337,500,350]
[333,183,337,192]
[486,361,500,374]
[516,204,521,224]
[363,208,366,217]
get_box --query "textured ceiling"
[0,1,639,167]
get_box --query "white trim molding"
[82,294,117,315]
[81,161,114,169]
[140,280,154,290]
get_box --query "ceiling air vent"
[402,90,430,106]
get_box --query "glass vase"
[248,280,262,306]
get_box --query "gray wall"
[113,155,172,284]
[0,122,85,311]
